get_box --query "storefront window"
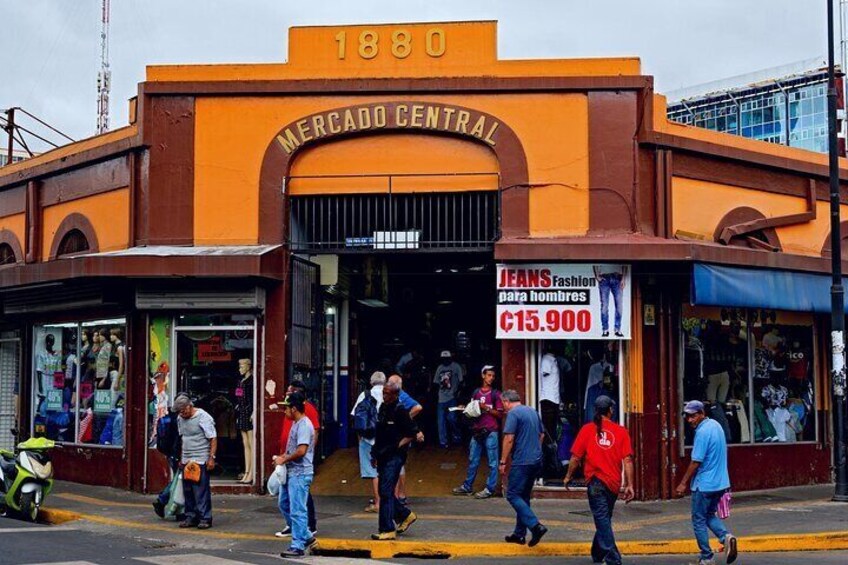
[535,339,622,486]
[751,312,815,443]
[680,306,816,446]
[148,316,173,447]
[32,318,126,447]
[175,318,255,482]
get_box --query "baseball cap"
[281,391,306,411]
[682,400,705,415]
[440,350,452,358]
[593,395,616,411]
[481,364,495,374]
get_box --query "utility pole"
[96,0,111,134]
[4,108,14,166]
[828,0,848,502]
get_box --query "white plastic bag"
[463,399,482,418]
[267,464,287,496]
[172,473,185,506]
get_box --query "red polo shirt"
[570,419,633,493]
[280,401,320,450]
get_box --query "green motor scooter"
[0,433,56,521]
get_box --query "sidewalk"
[37,480,848,559]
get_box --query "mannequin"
[95,330,113,390]
[235,358,255,484]
[109,327,126,406]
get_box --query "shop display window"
[175,318,255,482]
[535,339,622,486]
[31,318,126,447]
[680,306,816,446]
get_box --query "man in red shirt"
[563,396,634,565]
[277,380,320,538]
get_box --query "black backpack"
[156,412,181,457]
[353,393,378,439]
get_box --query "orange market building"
[0,21,845,499]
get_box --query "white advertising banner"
[496,263,631,340]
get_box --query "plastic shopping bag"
[164,471,185,519]
[267,464,287,496]
[717,490,732,519]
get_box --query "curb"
[38,507,848,559]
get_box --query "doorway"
[0,333,21,452]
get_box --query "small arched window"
[56,229,90,257]
[0,242,16,265]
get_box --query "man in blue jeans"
[433,350,463,448]
[452,365,503,499]
[676,400,738,565]
[274,392,316,558]
[500,389,547,547]
[370,380,421,540]
[563,396,634,565]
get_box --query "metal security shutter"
[136,288,266,310]
[2,284,107,315]
[0,337,21,452]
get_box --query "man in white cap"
[676,400,738,565]
[433,350,463,448]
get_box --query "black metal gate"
[288,257,328,455]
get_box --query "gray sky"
[1,0,832,150]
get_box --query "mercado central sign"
[276,102,502,154]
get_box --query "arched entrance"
[259,102,528,495]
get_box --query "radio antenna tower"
[96,0,111,134]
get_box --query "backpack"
[353,393,378,439]
[156,412,181,457]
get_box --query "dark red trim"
[24,181,40,264]
[713,207,783,251]
[0,229,24,264]
[257,101,531,242]
[48,212,100,260]
[142,75,654,96]
[40,157,130,207]
[0,132,141,190]
[0,248,285,288]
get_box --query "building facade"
[667,60,842,155]
[0,22,846,499]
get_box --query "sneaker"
[528,523,548,547]
[309,528,318,537]
[371,531,397,540]
[504,534,526,545]
[723,534,738,564]
[275,526,292,538]
[601,331,609,337]
[614,331,624,338]
[280,547,306,558]
[451,485,473,496]
[197,521,212,530]
[364,503,378,513]
[178,520,198,528]
[396,511,417,534]
[474,488,493,499]
[306,537,318,549]
[152,501,165,518]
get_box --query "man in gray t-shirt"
[433,350,464,448]
[273,391,316,557]
[174,394,217,529]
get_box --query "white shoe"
[275,526,292,538]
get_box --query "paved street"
[3,516,848,565]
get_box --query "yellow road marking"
[54,493,240,513]
[39,506,848,559]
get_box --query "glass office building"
[667,63,841,155]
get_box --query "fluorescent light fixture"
[358,298,389,308]
[449,268,458,273]
[437,300,453,305]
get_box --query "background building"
[667,58,843,155]
[0,148,31,168]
